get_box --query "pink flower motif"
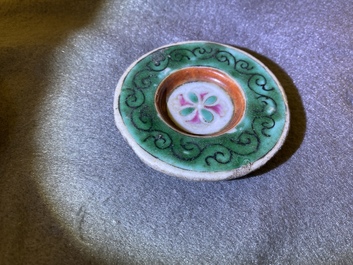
[178,94,192,106]
[178,91,223,124]
[189,110,201,123]
[205,104,223,116]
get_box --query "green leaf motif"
[180,107,195,116]
[201,109,214,123]
[188,92,198,103]
[204,96,217,105]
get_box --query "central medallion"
[167,82,233,135]
[155,67,246,137]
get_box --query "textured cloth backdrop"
[1,0,353,264]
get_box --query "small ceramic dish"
[114,41,289,181]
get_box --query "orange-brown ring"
[155,67,246,137]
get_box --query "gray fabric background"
[1,0,353,264]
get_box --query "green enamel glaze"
[200,109,214,123]
[180,107,195,116]
[188,92,198,103]
[118,42,288,172]
[204,95,217,105]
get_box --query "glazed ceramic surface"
[167,81,234,135]
[114,41,289,180]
